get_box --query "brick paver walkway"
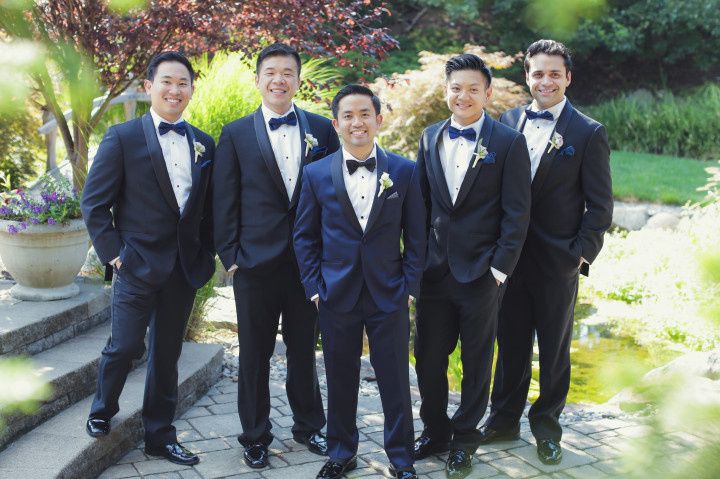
[101,344,643,479]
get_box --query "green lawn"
[611,151,710,205]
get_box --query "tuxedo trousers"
[488,254,578,441]
[414,270,502,452]
[319,286,414,471]
[89,259,195,447]
[233,259,325,447]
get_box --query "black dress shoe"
[388,465,418,479]
[316,457,357,479]
[145,442,199,466]
[446,449,472,478]
[537,439,563,465]
[413,434,450,459]
[477,424,520,444]
[86,418,110,437]
[293,431,328,456]
[243,442,269,468]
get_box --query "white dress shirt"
[439,115,484,204]
[262,102,301,199]
[522,97,566,180]
[342,145,378,231]
[149,108,193,214]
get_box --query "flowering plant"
[0,174,82,234]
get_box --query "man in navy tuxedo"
[412,54,531,478]
[213,43,340,468]
[294,85,426,479]
[82,51,215,465]
[482,39,613,465]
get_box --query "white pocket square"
[387,192,399,200]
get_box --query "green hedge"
[586,84,720,160]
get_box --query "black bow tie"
[346,157,376,175]
[268,111,297,130]
[158,121,187,136]
[448,125,477,142]
[525,109,554,121]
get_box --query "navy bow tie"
[268,111,297,130]
[346,157,376,175]
[525,109,554,121]
[158,121,187,136]
[448,125,477,142]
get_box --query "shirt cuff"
[311,294,319,301]
[109,256,120,266]
[581,257,589,264]
[490,267,507,284]
[227,264,238,273]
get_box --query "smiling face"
[255,54,300,115]
[446,69,492,126]
[144,61,194,122]
[332,93,382,159]
[526,53,571,110]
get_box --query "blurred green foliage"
[0,357,52,431]
[0,105,44,189]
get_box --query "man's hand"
[496,278,501,287]
[313,297,319,310]
[115,260,122,270]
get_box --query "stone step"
[0,341,223,479]
[0,322,127,451]
[0,280,110,357]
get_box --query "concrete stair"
[0,280,224,478]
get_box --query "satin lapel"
[427,119,454,210]
[515,104,530,131]
[253,108,289,203]
[532,101,575,198]
[181,124,202,218]
[289,107,311,209]
[330,151,363,235]
[141,113,179,215]
[363,147,389,235]
[454,115,495,208]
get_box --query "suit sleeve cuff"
[227,264,238,273]
[109,256,120,266]
[311,294,319,302]
[491,267,507,284]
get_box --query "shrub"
[186,52,340,142]
[0,105,43,189]
[370,45,530,160]
[585,84,720,160]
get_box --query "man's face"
[525,53,571,110]
[255,54,300,114]
[446,69,492,126]
[144,61,194,122]
[332,94,382,151]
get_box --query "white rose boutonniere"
[547,132,564,154]
[378,172,393,197]
[193,141,206,164]
[304,133,318,156]
[472,141,488,168]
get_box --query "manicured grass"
[611,150,710,205]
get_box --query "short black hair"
[147,51,195,84]
[524,39,573,73]
[445,53,492,87]
[256,43,302,76]
[331,84,381,119]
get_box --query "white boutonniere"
[304,133,318,156]
[193,141,206,164]
[378,172,393,197]
[547,132,564,154]
[472,140,488,168]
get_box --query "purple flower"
[19,221,27,230]
[29,217,39,224]
[7,225,18,234]
[47,218,57,225]
[50,192,58,202]
[0,206,9,215]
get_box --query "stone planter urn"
[0,219,90,301]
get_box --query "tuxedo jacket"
[416,114,531,283]
[213,106,340,272]
[500,101,613,277]
[81,113,216,289]
[294,148,427,313]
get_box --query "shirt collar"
[529,97,567,119]
[149,107,184,132]
[342,144,378,170]
[261,102,295,120]
[449,112,484,137]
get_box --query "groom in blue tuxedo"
[294,85,426,479]
[82,51,215,466]
[482,39,613,465]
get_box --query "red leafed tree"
[0,0,396,189]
